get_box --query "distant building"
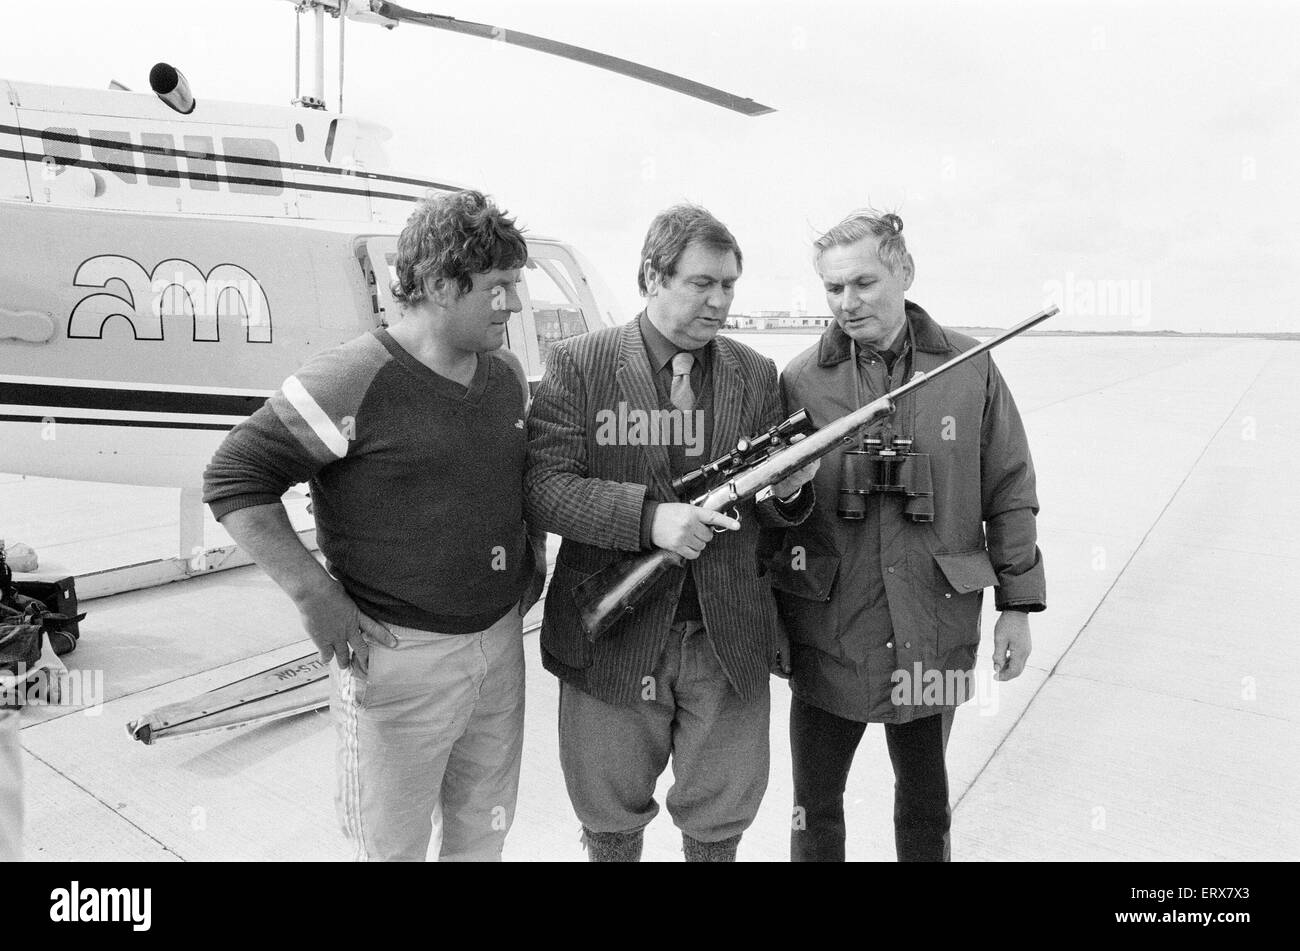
[727,312,833,330]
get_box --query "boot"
[682,832,741,862]
[581,827,644,862]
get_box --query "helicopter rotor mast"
[281,0,775,116]
[290,1,337,110]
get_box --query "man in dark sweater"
[204,190,544,861]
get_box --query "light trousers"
[330,605,525,861]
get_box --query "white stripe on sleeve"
[282,375,350,459]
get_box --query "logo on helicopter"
[68,254,272,342]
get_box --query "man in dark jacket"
[526,204,817,862]
[770,209,1045,861]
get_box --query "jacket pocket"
[540,558,597,670]
[930,548,997,657]
[768,551,841,603]
[933,549,998,594]
[768,547,843,655]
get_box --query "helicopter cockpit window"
[525,255,589,370]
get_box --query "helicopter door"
[520,242,598,384]
[360,236,399,328]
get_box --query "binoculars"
[837,435,934,522]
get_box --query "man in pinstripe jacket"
[526,205,818,861]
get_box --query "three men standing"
[205,191,1043,863]
[525,205,817,862]
[771,210,1046,861]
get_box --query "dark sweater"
[203,329,531,633]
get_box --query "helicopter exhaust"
[149,63,195,114]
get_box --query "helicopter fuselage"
[0,79,618,490]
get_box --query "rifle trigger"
[711,506,741,533]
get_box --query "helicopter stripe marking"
[0,381,266,416]
[0,147,431,204]
[280,375,349,459]
[0,374,274,397]
[0,404,241,426]
[0,124,458,192]
[0,414,234,431]
[0,381,266,417]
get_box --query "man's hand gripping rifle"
[573,306,1058,641]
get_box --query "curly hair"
[390,189,528,305]
[813,209,910,275]
[637,204,743,296]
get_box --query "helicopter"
[0,0,773,583]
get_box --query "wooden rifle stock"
[573,305,1058,641]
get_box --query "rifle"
[573,305,1058,640]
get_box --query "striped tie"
[670,351,695,413]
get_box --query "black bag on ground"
[0,603,45,710]
[0,547,84,658]
[0,605,43,673]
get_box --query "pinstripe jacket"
[525,318,811,706]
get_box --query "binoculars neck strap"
[850,341,866,450]
[850,340,916,445]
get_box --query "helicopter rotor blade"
[366,1,775,116]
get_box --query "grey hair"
[813,209,910,275]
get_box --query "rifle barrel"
[888,305,1058,402]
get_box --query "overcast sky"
[3,0,1296,331]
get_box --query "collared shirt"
[855,319,910,378]
[638,312,716,476]
[638,311,712,400]
[637,311,716,623]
